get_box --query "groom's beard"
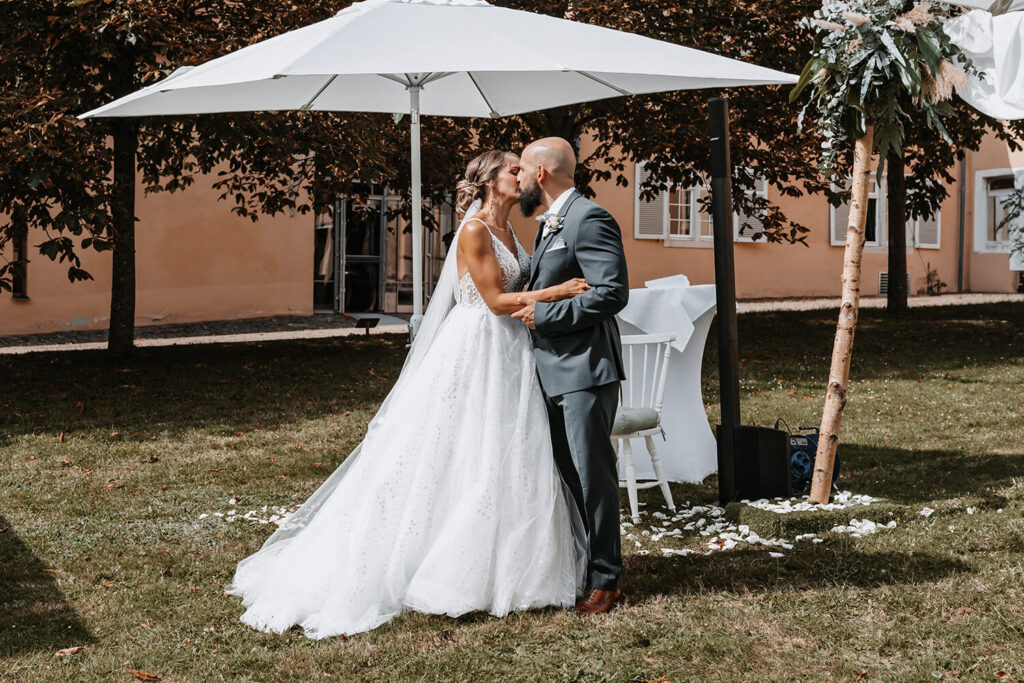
[518,182,543,217]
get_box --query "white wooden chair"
[614,333,676,524]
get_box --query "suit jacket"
[528,190,628,396]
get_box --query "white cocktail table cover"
[616,276,718,483]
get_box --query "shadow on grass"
[0,515,93,657]
[0,335,409,441]
[703,303,1024,393]
[839,444,1024,505]
[625,545,972,601]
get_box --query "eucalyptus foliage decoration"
[790,1,976,504]
[792,0,978,179]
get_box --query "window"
[830,178,885,247]
[667,185,712,243]
[974,168,1022,254]
[734,175,768,242]
[633,162,712,246]
[12,225,27,300]
[988,175,1015,243]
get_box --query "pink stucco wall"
[1,165,311,336]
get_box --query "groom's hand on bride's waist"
[511,297,535,329]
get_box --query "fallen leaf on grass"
[54,645,86,657]
[127,669,162,682]
[145,456,159,464]
[42,568,64,575]
[207,467,226,472]
[100,581,115,588]
[995,671,1011,680]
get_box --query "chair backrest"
[619,333,675,416]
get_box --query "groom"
[511,137,629,614]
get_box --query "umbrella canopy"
[79,0,797,324]
[947,0,1024,13]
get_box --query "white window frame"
[733,172,768,242]
[974,167,1021,254]
[664,182,714,248]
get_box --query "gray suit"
[529,190,628,591]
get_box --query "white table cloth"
[616,276,718,484]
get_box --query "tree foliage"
[2,0,832,302]
[0,0,471,293]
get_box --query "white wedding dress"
[227,208,584,639]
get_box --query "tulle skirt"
[227,305,584,638]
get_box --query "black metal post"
[709,97,741,505]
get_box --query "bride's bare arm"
[459,223,591,315]
[458,222,536,316]
[519,278,590,303]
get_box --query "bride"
[227,150,592,639]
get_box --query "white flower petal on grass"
[966,507,977,515]
[769,552,785,558]
[920,507,935,517]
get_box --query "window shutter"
[915,211,941,249]
[830,182,850,246]
[734,176,768,241]
[634,162,667,240]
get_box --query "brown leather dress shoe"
[573,588,623,614]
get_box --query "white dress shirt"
[541,187,576,237]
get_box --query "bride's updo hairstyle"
[456,149,516,216]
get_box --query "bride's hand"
[559,278,591,298]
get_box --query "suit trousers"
[544,381,622,591]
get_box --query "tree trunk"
[108,117,138,359]
[809,125,875,505]
[886,151,908,314]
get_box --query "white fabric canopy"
[947,0,1024,14]
[78,0,796,120]
[947,9,1024,120]
[78,0,796,325]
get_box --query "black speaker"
[731,424,792,500]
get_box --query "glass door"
[313,207,338,312]
[337,196,385,314]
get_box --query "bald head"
[521,137,576,183]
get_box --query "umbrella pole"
[409,86,424,337]
[708,96,741,505]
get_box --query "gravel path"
[2,292,1020,355]
[737,291,1024,313]
[0,312,410,355]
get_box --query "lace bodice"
[457,224,531,309]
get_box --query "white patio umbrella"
[79,0,797,330]
[947,0,1024,13]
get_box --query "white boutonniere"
[543,214,564,235]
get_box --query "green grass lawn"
[2,303,1023,682]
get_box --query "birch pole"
[809,125,874,504]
